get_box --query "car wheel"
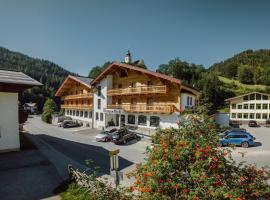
[242,142,249,148]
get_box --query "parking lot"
[230,125,270,168]
[24,116,151,181]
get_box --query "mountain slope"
[0,47,75,111]
[210,49,270,85]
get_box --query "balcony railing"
[61,104,93,110]
[107,85,167,96]
[107,104,175,114]
[61,93,93,100]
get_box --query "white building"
[226,92,270,123]
[0,70,42,152]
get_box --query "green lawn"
[218,76,267,90]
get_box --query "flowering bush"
[129,109,270,199]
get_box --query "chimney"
[124,50,132,64]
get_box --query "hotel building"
[55,75,93,126]
[226,92,270,123]
[56,52,200,134]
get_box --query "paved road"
[24,116,150,181]
[230,125,270,168]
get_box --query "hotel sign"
[103,108,124,114]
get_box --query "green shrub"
[41,110,52,123]
[41,98,57,123]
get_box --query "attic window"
[120,69,127,77]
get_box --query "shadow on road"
[23,132,134,176]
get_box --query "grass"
[218,76,267,90]
[19,132,37,150]
[56,182,92,200]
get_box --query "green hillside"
[210,49,270,85]
[0,47,75,111]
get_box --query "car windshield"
[100,131,109,135]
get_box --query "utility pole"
[109,149,122,186]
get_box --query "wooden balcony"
[107,85,167,96]
[107,104,175,114]
[61,104,93,110]
[61,93,93,100]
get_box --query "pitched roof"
[91,62,182,85]
[0,69,42,86]
[90,62,199,93]
[55,75,92,96]
[225,92,270,102]
[73,76,92,86]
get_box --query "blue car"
[219,131,256,148]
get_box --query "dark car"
[265,119,270,127]
[112,128,139,144]
[62,120,80,128]
[248,120,258,127]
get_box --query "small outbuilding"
[0,70,42,152]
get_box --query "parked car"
[95,127,118,142]
[112,128,139,144]
[219,131,256,148]
[223,128,246,136]
[265,119,270,127]
[62,120,80,128]
[248,120,259,127]
[57,116,72,127]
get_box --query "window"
[138,115,147,126]
[84,111,88,118]
[118,98,122,105]
[147,97,153,105]
[187,96,193,106]
[237,104,242,109]
[249,113,254,119]
[231,104,236,109]
[250,104,254,109]
[147,81,153,86]
[98,99,101,109]
[231,113,236,118]
[118,84,122,88]
[256,104,261,109]
[67,110,69,115]
[120,69,127,77]
[237,113,242,119]
[128,115,135,124]
[243,113,248,119]
[263,95,268,100]
[150,116,160,127]
[250,94,255,100]
[243,95,249,100]
[76,111,79,116]
[256,113,261,119]
[89,111,92,118]
[96,112,99,120]
[73,110,75,116]
[243,104,248,109]
[263,104,268,109]
[80,111,83,117]
[131,82,135,87]
[256,93,261,100]
[97,86,101,96]
[263,113,268,119]
[100,113,104,121]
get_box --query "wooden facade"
[55,75,93,111]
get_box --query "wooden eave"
[55,75,91,97]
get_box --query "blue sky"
[0,0,269,75]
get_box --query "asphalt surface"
[230,125,270,168]
[24,116,150,180]
[0,149,62,200]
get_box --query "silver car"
[95,127,118,142]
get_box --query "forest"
[1,46,270,112]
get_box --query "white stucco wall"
[93,75,112,129]
[181,93,196,110]
[0,92,19,152]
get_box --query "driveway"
[230,125,270,168]
[24,116,150,182]
[0,149,62,200]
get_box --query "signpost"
[109,149,123,186]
